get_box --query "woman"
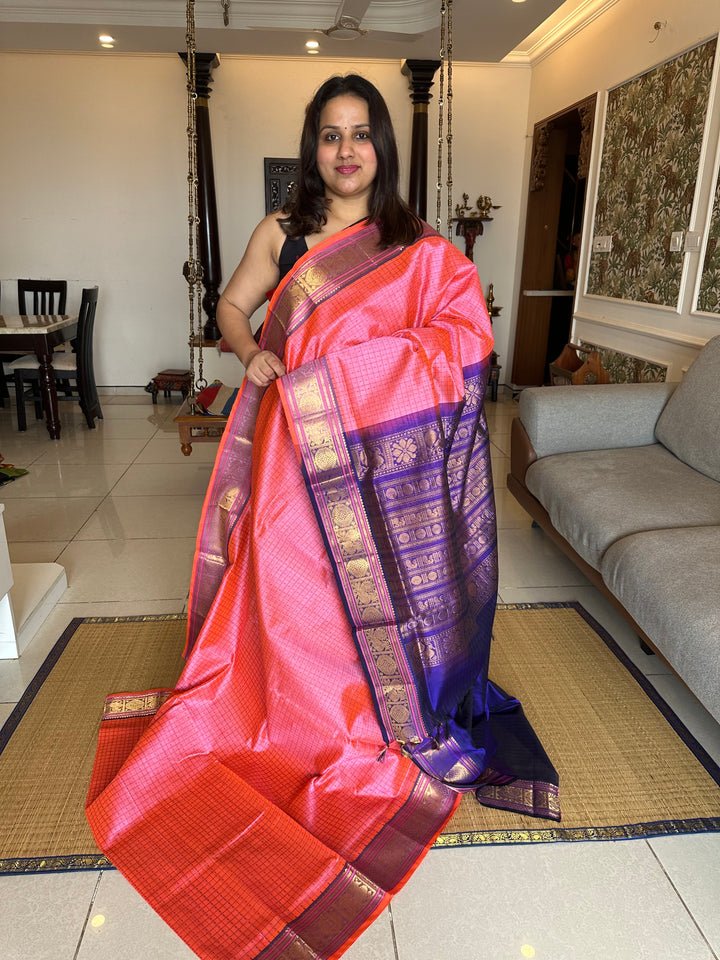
[87,75,558,960]
[216,74,422,388]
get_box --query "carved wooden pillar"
[180,52,222,341]
[401,59,441,220]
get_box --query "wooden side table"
[150,369,192,403]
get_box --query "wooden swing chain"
[184,0,206,407]
[435,0,454,239]
[436,0,446,234]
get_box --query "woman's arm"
[217,215,287,386]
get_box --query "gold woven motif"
[287,363,421,744]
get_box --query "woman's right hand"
[244,349,287,387]
[216,214,289,386]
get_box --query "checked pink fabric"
[87,221,558,960]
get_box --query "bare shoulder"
[248,212,288,265]
[221,213,286,317]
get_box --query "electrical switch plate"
[684,232,701,252]
[669,231,684,252]
[592,235,612,252]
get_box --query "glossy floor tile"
[75,870,197,960]
[134,436,219,464]
[490,452,510,489]
[0,463,127,499]
[494,485,535,529]
[2,496,102,541]
[110,462,213,497]
[0,870,101,960]
[0,438,59,467]
[649,833,720,954]
[498,526,591,590]
[75,495,204,540]
[8,540,69,563]
[344,908,396,960]
[98,402,174,421]
[1,389,719,960]
[56,537,196,602]
[33,437,150,465]
[392,842,718,960]
[81,418,161,439]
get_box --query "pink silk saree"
[86,220,559,960]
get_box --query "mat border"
[1,614,186,875]
[1,604,719,874]
[436,601,720,847]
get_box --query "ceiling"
[0,0,576,63]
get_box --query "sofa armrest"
[510,417,537,486]
[519,382,677,459]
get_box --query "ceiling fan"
[245,0,421,44]
[322,0,373,39]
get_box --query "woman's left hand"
[244,349,287,387]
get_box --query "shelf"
[523,289,576,297]
[188,334,220,348]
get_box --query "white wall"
[0,51,531,389]
[0,52,190,387]
[424,62,533,376]
[528,0,720,124]
[525,0,720,378]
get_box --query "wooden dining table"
[0,314,79,439]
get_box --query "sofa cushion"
[600,526,720,724]
[519,382,676,459]
[525,443,720,569]
[655,335,720,481]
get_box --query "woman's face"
[316,94,378,206]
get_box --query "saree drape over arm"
[86,221,559,960]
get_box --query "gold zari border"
[433,817,720,846]
[102,690,173,719]
[284,363,421,745]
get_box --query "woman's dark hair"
[280,74,423,248]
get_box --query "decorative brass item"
[452,193,501,260]
[485,283,502,322]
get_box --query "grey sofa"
[508,335,720,724]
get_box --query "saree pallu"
[86,221,559,960]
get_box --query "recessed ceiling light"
[307,49,319,54]
[99,34,115,43]
[100,43,114,49]
[305,40,319,49]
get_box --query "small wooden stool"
[150,369,192,404]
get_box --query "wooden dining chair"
[17,279,68,315]
[9,287,103,431]
[1,280,69,407]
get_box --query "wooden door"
[511,96,596,386]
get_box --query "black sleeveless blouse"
[253,235,309,345]
[278,235,309,281]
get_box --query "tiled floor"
[1,392,719,960]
